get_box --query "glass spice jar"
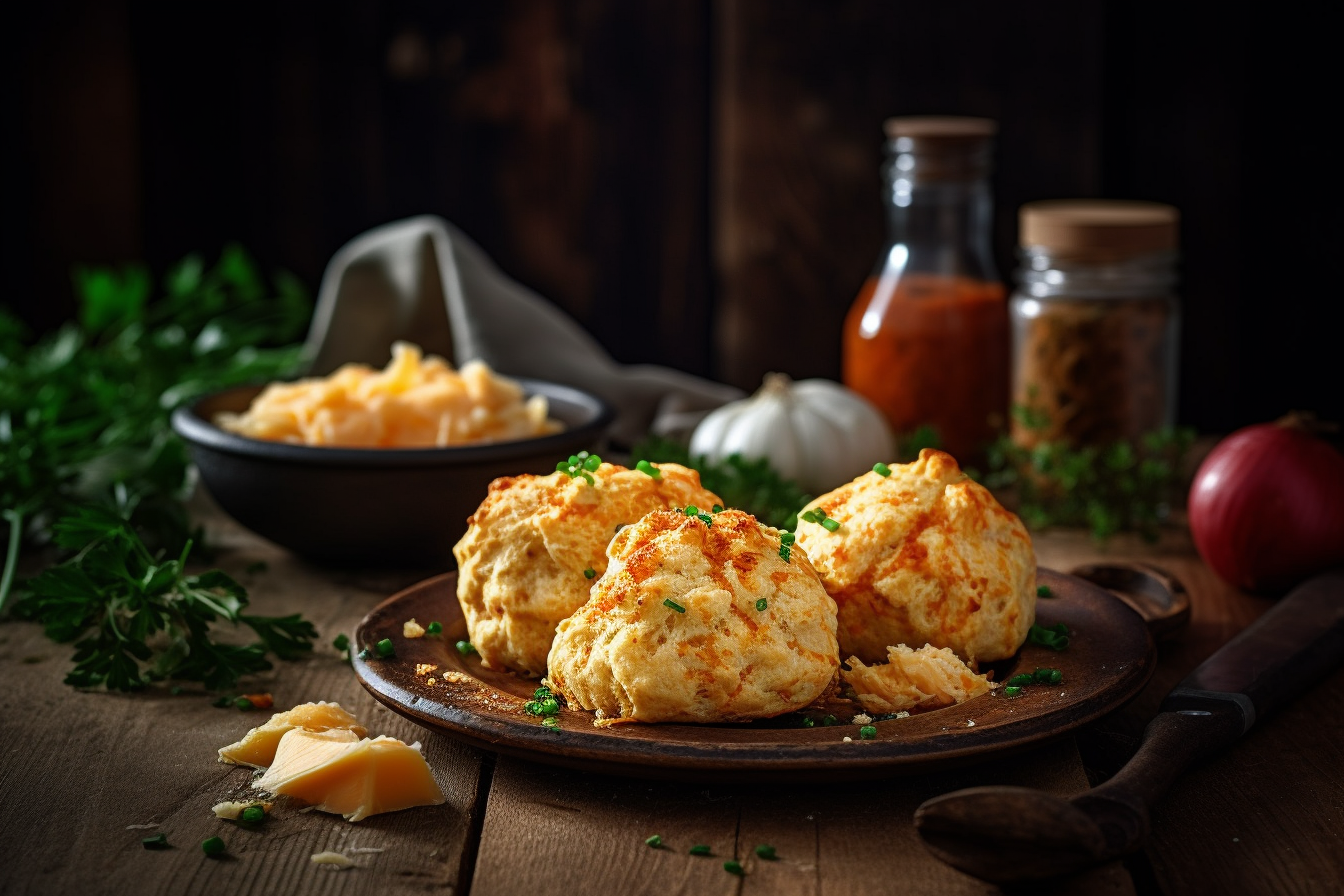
[842,116,1008,465]
[1009,200,1180,449]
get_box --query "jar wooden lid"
[1021,200,1179,258]
[884,116,997,140]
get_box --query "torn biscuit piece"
[843,643,993,714]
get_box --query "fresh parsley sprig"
[16,505,316,690]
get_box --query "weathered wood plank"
[0,514,486,896]
[469,740,1133,895]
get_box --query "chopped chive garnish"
[557,452,600,485]
[664,598,686,613]
[698,513,713,526]
[711,504,724,513]
[201,836,226,857]
[456,640,477,656]
[584,567,596,579]
[234,696,253,711]
[170,685,182,696]
[780,532,795,545]
[1007,673,1034,687]
[1027,623,1070,650]
[534,685,552,699]
[802,507,841,532]
[755,598,768,611]
[635,460,661,479]
[873,462,892,477]
[332,633,350,651]
[376,638,395,658]
[426,621,443,635]
[801,716,814,727]
[689,844,711,856]
[1004,685,1023,697]
[724,860,744,875]
[755,844,777,860]
[645,834,663,848]
[779,544,792,562]
[240,805,266,824]
[1037,584,1053,597]
[541,716,560,729]
[822,714,837,726]
[540,697,559,714]
[141,833,168,849]
[1033,667,1054,683]
[524,701,540,714]
[685,505,699,516]
[357,647,372,661]
[858,725,877,739]
[212,696,232,708]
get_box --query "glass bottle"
[842,116,1008,465]
[1009,200,1180,448]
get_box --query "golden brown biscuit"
[453,463,721,677]
[546,508,838,724]
[843,644,993,714]
[795,449,1035,665]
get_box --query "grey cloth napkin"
[303,215,743,446]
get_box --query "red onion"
[1187,415,1344,594]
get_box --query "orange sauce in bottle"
[843,271,1008,464]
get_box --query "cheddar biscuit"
[453,463,721,677]
[795,449,1035,665]
[546,508,838,724]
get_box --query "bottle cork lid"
[883,116,997,140]
[1020,200,1179,258]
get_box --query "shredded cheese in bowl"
[215,342,561,448]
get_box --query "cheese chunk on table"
[218,701,367,769]
[255,729,445,822]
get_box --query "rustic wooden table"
[2,506,1341,896]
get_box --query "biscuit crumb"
[852,713,873,725]
[404,619,426,638]
[414,663,438,676]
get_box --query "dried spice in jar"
[1009,200,1180,448]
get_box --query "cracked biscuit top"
[546,508,838,724]
[795,449,1036,666]
[453,463,721,677]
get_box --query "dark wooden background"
[5,0,1336,435]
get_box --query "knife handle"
[1163,567,1344,732]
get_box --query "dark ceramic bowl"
[171,380,614,567]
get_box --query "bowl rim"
[170,378,615,467]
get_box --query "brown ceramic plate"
[353,569,1154,782]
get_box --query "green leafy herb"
[645,834,663,848]
[635,460,661,479]
[1,247,317,690]
[755,844,777,860]
[332,634,350,652]
[583,567,596,579]
[426,621,443,635]
[822,714,837,726]
[240,805,266,824]
[376,638,395,658]
[723,860,744,875]
[524,683,564,728]
[11,510,315,691]
[1006,673,1034,687]
[873,462,892,477]
[981,407,1195,542]
[755,598,768,612]
[201,836,226,857]
[663,598,686,614]
[631,436,812,530]
[141,833,169,850]
[1004,685,1023,698]
[234,696,254,711]
[689,844,711,856]
[858,725,877,740]
[1036,584,1053,598]
[455,640,477,656]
